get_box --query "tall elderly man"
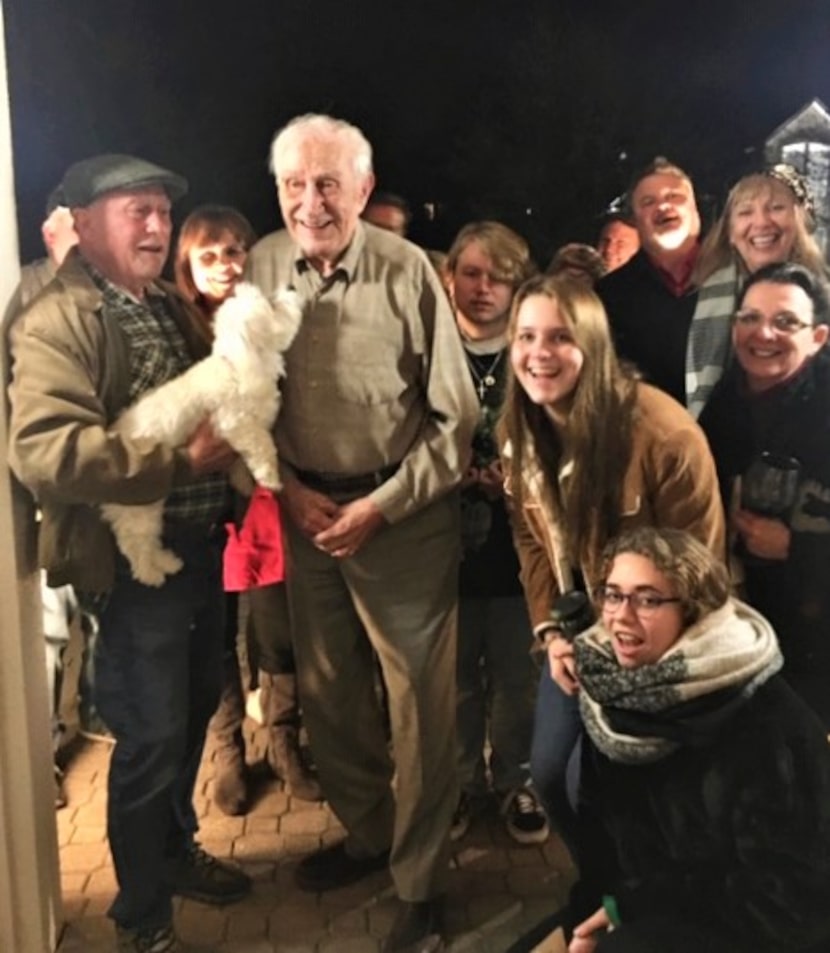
[597,156,702,404]
[7,154,250,953]
[247,114,478,953]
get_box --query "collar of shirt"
[462,331,508,356]
[80,255,167,307]
[293,221,367,285]
[647,243,699,297]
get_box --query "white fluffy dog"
[102,282,302,587]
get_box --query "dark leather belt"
[292,462,400,495]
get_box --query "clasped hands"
[280,473,386,559]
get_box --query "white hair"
[269,113,373,181]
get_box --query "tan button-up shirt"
[247,222,478,524]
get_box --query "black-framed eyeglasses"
[732,309,814,335]
[597,586,681,617]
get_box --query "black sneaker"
[166,843,251,905]
[115,923,180,953]
[501,786,549,845]
[382,898,444,953]
[449,793,470,842]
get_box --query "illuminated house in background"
[765,98,830,255]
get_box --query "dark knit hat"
[61,153,187,207]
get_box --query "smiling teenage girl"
[500,273,724,854]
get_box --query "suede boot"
[260,672,323,802]
[208,654,248,815]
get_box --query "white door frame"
[0,1,64,949]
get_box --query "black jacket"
[596,249,698,405]
[700,351,830,702]
[572,676,830,953]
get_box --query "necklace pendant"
[483,374,496,388]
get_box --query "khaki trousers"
[285,492,460,900]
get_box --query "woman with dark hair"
[174,205,321,814]
[567,526,830,953]
[175,204,256,322]
[500,273,724,853]
[700,261,830,727]
[685,165,827,417]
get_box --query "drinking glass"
[740,452,801,519]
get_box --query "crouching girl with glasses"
[566,527,830,953]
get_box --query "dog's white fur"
[102,282,302,587]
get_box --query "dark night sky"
[5,0,830,264]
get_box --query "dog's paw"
[252,462,280,490]
[132,549,183,587]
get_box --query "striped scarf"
[685,262,741,418]
[575,599,782,763]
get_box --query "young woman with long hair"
[500,274,724,854]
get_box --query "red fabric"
[652,243,699,297]
[223,487,285,592]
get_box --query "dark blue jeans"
[94,527,225,931]
[456,594,536,796]
[529,656,582,857]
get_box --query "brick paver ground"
[54,716,575,952]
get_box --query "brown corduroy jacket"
[504,383,726,636]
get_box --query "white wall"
[0,0,64,949]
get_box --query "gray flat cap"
[61,153,188,207]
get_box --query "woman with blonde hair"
[685,164,826,416]
[501,273,724,852]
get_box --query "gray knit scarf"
[575,599,782,764]
[685,262,741,418]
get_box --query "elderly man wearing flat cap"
[7,154,250,953]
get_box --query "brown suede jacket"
[505,383,726,634]
[6,249,210,592]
